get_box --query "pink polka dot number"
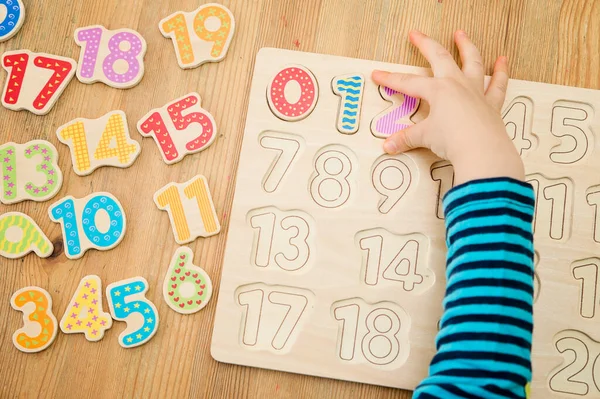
[267,66,319,122]
[103,32,143,84]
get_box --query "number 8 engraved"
[362,308,402,365]
[309,145,357,209]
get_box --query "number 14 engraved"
[356,228,434,293]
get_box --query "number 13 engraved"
[332,298,410,368]
[249,207,315,272]
[236,283,314,353]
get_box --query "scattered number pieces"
[0,0,25,42]
[48,192,127,260]
[59,275,113,341]
[370,85,419,138]
[0,140,63,204]
[154,174,220,244]
[159,3,235,69]
[56,110,141,176]
[106,277,159,348]
[10,286,58,353]
[0,212,53,259]
[137,92,217,165]
[1,49,77,115]
[74,25,147,89]
[163,246,213,314]
[267,65,319,122]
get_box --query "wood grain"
[0,1,598,398]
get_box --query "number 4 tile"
[56,110,141,176]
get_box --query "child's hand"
[373,30,525,185]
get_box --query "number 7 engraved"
[259,132,303,193]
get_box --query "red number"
[32,56,75,111]
[137,93,217,164]
[2,52,28,105]
[165,94,215,152]
[1,50,76,115]
[138,112,178,162]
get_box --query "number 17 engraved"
[236,283,314,353]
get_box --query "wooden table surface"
[0,1,598,398]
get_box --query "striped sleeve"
[413,177,535,399]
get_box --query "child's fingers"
[383,122,428,154]
[372,70,433,101]
[486,56,510,111]
[409,30,462,78]
[454,30,484,88]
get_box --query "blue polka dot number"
[0,0,24,42]
[107,278,159,348]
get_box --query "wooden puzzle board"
[211,48,600,397]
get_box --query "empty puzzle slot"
[234,283,315,353]
[246,206,316,273]
[258,131,305,194]
[331,297,411,369]
[355,228,434,293]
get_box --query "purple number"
[77,27,103,79]
[103,32,142,84]
[375,87,419,136]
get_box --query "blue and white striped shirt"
[414,177,535,399]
